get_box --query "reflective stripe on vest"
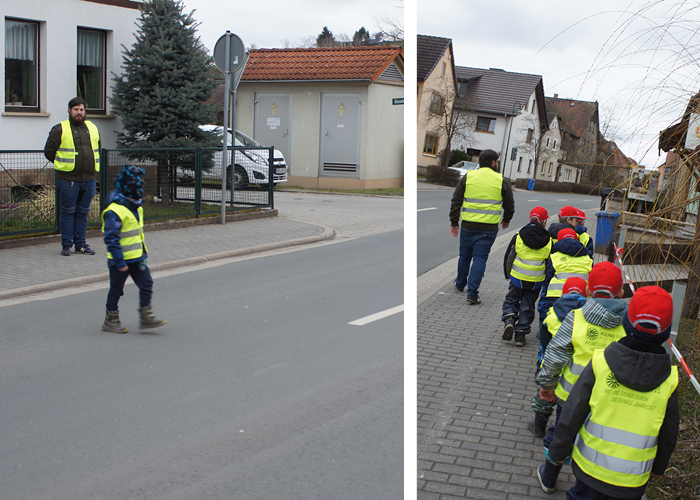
[510,235,552,282]
[555,309,625,401]
[546,252,592,298]
[54,120,100,172]
[101,203,147,260]
[461,168,504,224]
[572,350,678,487]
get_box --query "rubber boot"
[537,460,563,494]
[102,309,128,333]
[139,305,166,329]
[528,414,548,437]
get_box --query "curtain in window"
[77,30,103,67]
[5,20,36,61]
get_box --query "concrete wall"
[2,0,140,151]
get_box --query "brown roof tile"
[546,96,598,138]
[455,67,544,117]
[417,35,452,82]
[241,46,403,83]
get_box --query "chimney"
[553,94,558,98]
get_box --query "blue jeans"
[57,178,96,250]
[455,229,498,298]
[501,283,539,335]
[106,260,154,311]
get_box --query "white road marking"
[418,207,437,212]
[349,305,404,326]
[527,199,540,202]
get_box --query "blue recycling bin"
[595,211,620,254]
[527,178,535,191]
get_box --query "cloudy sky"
[181,0,404,52]
[418,0,700,168]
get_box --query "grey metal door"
[319,92,361,177]
[254,92,292,171]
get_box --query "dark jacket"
[548,336,679,499]
[503,222,551,289]
[449,167,515,232]
[102,190,147,269]
[537,237,592,318]
[549,221,594,258]
[44,119,100,182]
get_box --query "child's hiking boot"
[537,460,563,494]
[528,414,548,437]
[515,334,526,346]
[502,317,515,341]
[139,305,167,329]
[102,310,128,333]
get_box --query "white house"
[3,0,142,151]
[453,67,547,182]
[235,46,404,189]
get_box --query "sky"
[418,0,700,169]
[180,0,404,52]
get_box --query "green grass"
[646,316,700,499]
[276,185,403,196]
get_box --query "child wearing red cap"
[501,207,552,346]
[539,286,679,498]
[548,206,593,258]
[530,261,627,491]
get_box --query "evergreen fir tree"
[316,27,335,47]
[352,27,371,46]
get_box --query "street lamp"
[504,101,523,180]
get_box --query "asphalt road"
[0,230,404,500]
[417,186,603,275]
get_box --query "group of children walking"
[501,205,679,499]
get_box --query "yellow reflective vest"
[461,168,504,224]
[546,252,592,298]
[101,203,147,261]
[510,235,552,283]
[573,349,678,488]
[54,119,100,172]
[555,309,625,401]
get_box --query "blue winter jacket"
[102,190,147,269]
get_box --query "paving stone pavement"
[417,231,577,499]
[0,191,404,299]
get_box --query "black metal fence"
[0,147,274,238]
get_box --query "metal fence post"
[668,280,687,358]
[195,147,202,217]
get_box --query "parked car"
[447,161,480,178]
[178,125,287,189]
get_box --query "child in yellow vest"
[101,165,166,333]
[538,286,679,498]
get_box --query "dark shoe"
[75,244,95,255]
[454,282,463,292]
[502,317,515,341]
[139,305,167,329]
[515,334,526,347]
[61,247,71,256]
[466,296,481,305]
[528,414,548,437]
[102,310,128,333]
[537,460,562,494]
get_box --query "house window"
[564,169,571,181]
[5,18,39,110]
[553,139,557,151]
[540,161,545,175]
[547,162,553,176]
[531,99,536,113]
[526,129,534,143]
[517,157,523,172]
[423,133,439,156]
[526,158,531,174]
[441,62,446,76]
[545,137,551,149]
[77,28,106,112]
[476,116,496,133]
[429,93,445,115]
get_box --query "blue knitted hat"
[115,165,144,200]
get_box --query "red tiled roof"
[241,46,403,83]
[546,96,598,138]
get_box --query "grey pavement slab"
[417,233,576,499]
[0,191,404,299]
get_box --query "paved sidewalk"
[0,191,404,300]
[417,231,577,499]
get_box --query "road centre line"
[417,207,437,212]
[349,305,404,326]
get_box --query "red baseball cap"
[587,262,623,298]
[558,206,587,220]
[623,286,673,343]
[562,277,587,296]
[573,208,587,220]
[530,206,549,222]
[557,228,578,241]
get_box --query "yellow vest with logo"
[54,119,100,172]
[546,252,592,298]
[555,308,625,401]
[101,203,147,261]
[461,168,504,224]
[573,349,678,488]
[510,235,552,283]
[579,231,590,248]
